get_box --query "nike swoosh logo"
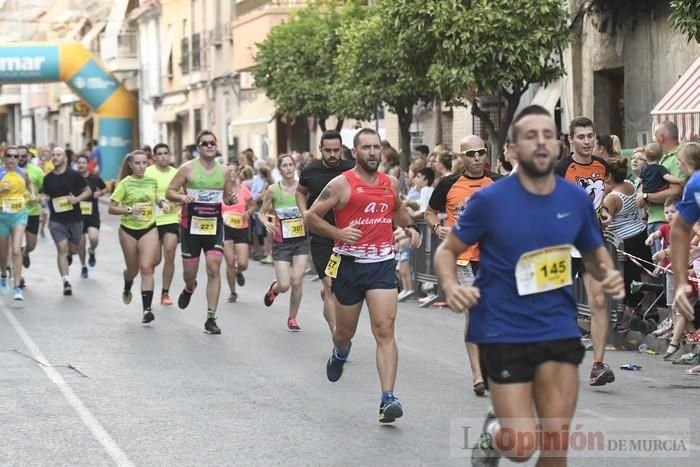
[557,212,571,219]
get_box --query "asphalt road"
[2,213,699,466]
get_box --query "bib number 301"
[515,245,572,296]
[190,216,217,235]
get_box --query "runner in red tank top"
[305,128,421,424]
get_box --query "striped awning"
[651,56,700,142]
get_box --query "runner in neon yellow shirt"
[144,143,180,306]
[109,150,162,325]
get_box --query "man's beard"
[357,157,378,173]
[518,156,555,178]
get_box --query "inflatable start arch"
[0,42,137,179]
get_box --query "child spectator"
[640,143,684,196]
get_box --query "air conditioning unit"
[210,26,222,46]
[239,71,255,89]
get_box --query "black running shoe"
[22,249,30,269]
[142,309,155,324]
[204,317,221,334]
[178,281,197,309]
[236,272,245,287]
[88,249,96,267]
[19,277,26,289]
[63,281,72,296]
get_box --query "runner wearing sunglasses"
[167,130,237,334]
[0,146,35,299]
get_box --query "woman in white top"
[603,157,651,309]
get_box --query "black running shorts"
[478,338,585,384]
[331,257,398,306]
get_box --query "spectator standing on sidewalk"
[638,121,686,255]
[425,135,500,396]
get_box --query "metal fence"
[409,221,626,322]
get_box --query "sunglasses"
[461,148,487,158]
[199,141,217,148]
[4,153,20,159]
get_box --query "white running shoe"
[13,287,23,301]
[652,318,673,336]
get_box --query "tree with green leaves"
[670,0,700,43]
[334,9,437,169]
[382,0,572,154]
[252,1,366,132]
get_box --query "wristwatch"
[126,206,133,214]
[643,193,649,201]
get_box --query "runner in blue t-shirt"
[435,105,625,465]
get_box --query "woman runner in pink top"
[221,161,254,302]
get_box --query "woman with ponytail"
[109,150,164,324]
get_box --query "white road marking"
[2,309,135,467]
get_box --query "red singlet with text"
[333,170,395,263]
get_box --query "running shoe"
[0,276,8,295]
[326,344,351,382]
[13,287,23,301]
[122,289,133,305]
[161,293,173,306]
[178,281,197,309]
[67,254,73,266]
[63,281,72,296]
[471,410,501,466]
[22,248,30,269]
[236,272,245,287]
[260,254,273,264]
[227,292,237,303]
[397,289,415,301]
[287,317,301,332]
[142,309,155,324]
[19,277,26,289]
[378,395,403,423]
[264,281,278,307]
[672,352,700,365]
[589,362,615,386]
[81,266,89,279]
[652,317,673,336]
[204,317,221,334]
[88,249,96,267]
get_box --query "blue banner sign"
[0,46,59,82]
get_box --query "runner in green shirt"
[109,150,164,325]
[17,145,44,277]
[145,143,180,306]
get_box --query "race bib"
[2,197,25,213]
[52,196,72,213]
[224,213,243,229]
[190,216,217,235]
[281,218,305,239]
[325,253,341,279]
[80,201,93,216]
[134,204,154,222]
[515,245,572,296]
